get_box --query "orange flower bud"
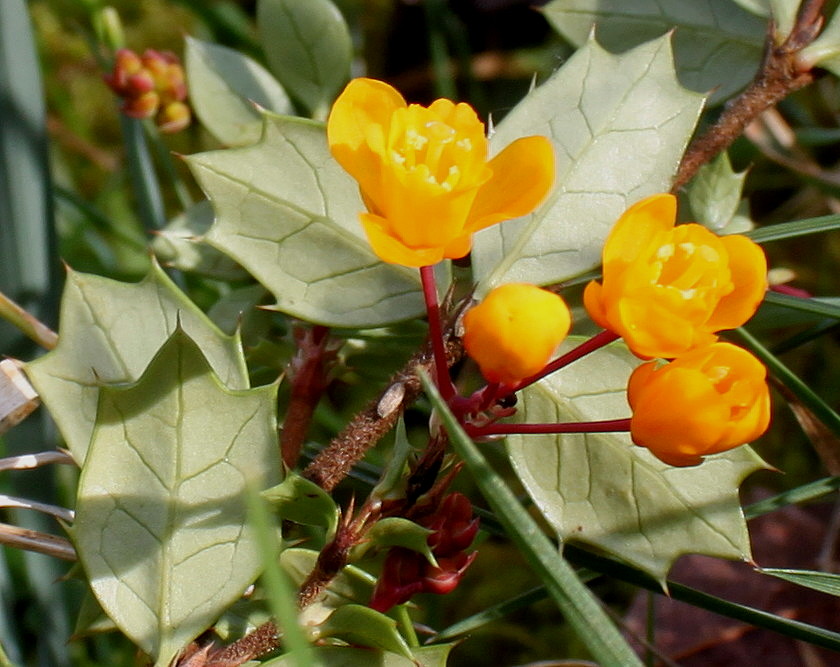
[584,194,767,359]
[327,78,555,267]
[122,90,159,119]
[463,283,571,387]
[627,342,770,466]
[156,101,191,134]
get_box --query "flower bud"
[122,91,159,119]
[584,194,767,359]
[156,101,191,134]
[627,342,771,466]
[463,283,571,388]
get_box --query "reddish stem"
[467,418,631,438]
[420,264,456,402]
[515,329,620,391]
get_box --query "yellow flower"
[627,342,770,466]
[584,194,767,359]
[462,284,571,387]
[327,78,555,267]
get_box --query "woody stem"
[420,264,456,402]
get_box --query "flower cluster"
[369,493,479,613]
[104,48,191,133]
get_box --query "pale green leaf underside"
[542,0,767,104]
[257,0,352,116]
[26,263,248,462]
[73,330,279,667]
[472,35,704,294]
[507,339,765,583]
[185,35,293,147]
[686,151,749,233]
[186,115,425,327]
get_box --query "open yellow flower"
[462,283,571,388]
[327,78,555,267]
[627,342,770,466]
[584,194,767,359]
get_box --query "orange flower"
[327,78,554,267]
[462,284,571,387]
[584,194,767,359]
[627,342,770,466]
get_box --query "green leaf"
[353,517,435,565]
[279,547,376,625]
[542,0,767,104]
[759,568,840,597]
[746,212,840,243]
[508,338,766,583]
[317,604,413,659]
[185,35,293,147]
[151,200,249,280]
[262,645,455,667]
[257,0,352,117]
[26,262,248,462]
[422,371,644,667]
[371,418,413,501]
[71,329,280,667]
[686,151,750,233]
[262,472,339,536]
[472,35,704,293]
[186,114,425,327]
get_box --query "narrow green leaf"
[472,35,703,293]
[317,604,413,659]
[263,472,339,536]
[745,477,840,519]
[122,116,166,231]
[747,213,840,243]
[72,329,280,666]
[422,373,645,667]
[759,568,840,597]
[508,339,764,582]
[257,0,352,117]
[761,291,840,320]
[185,36,293,147]
[26,262,248,462]
[542,0,767,104]
[186,114,425,327]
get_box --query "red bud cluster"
[104,48,190,133]
[369,492,479,612]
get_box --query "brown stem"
[302,336,464,492]
[206,620,280,666]
[672,0,825,192]
[281,325,335,469]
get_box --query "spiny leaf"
[472,35,704,293]
[72,328,280,666]
[262,645,455,667]
[186,114,425,327]
[542,0,767,104]
[508,339,766,583]
[26,262,248,462]
[686,151,751,233]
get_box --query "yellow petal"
[466,136,555,232]
[602,193,676,268]
[327,78,405,184]
[706,234,767,330]
[359,213,445,267]
[582,280,610,330]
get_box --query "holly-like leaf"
[686,151,750,233]
[72,329,280,667]
[262,645,455,667]
[353,517,435,565]
[542,0,767,104]
[263,472,339,537]
[185,36,293,147]
[257,0,352,117]
[471,35,704,293]
[507,339,766,583]
[317,604,413,659]
[151,200,249,280]
[186,114,425,327]
[26,263,248,462]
